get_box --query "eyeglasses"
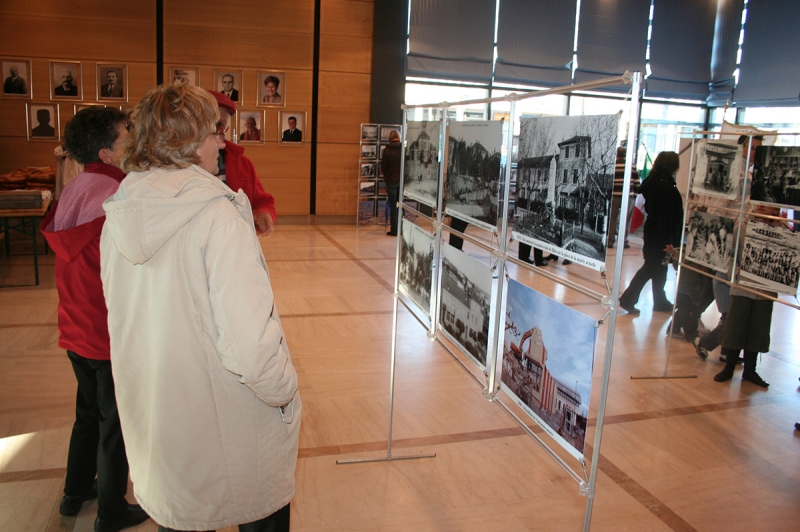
[212,131,227,143]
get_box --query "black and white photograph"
[444,120,503,232]
[439,244,492,369]
[278,111,305,145]
[2,59,31,98]
[258,71,285,107]
[501,279,597,460]
[377,198,388,225]
[213,69,242,102]
[751,146,800,209]
[26,103,59,141]
[237,110,264,144]
[361,124,378,143]
[691,140,743,200]
[399,220,434,317]
[360,162,376,178]
[380,125,401,143]
[97,64,127,101]
[361,144,377,160]
[685,210,736,274]
[738,221,800,295]
[169,66,199,87]
[512,114,620,271]
[50,61,82,100]
[403,120,440,208]
[358,199,375,225]
[359,180,376,196]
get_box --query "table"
[0,199,51,286]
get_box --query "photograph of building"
[691,140,743,200]
[403,120,440,207]
[399,219,434,316]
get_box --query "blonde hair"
[123,84,219,172]
[388,130,400,142]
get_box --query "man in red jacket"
[208,90,277,236]
[41,107,149,532]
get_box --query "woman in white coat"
[100,83,300,532]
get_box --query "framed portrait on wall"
[169,66,200,87]
[278,110,305,146]
[237,109,265,145]
[50,61,82,100]
[26,103,60,141]
[2,59,32,98]
[97,63,128,102]
[213,69,242,103]
[257,70,285,107]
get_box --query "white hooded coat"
[100,165,300,530]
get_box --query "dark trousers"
[65,351,129,520]
[448,217,469,250]
[619,258,669,307]
[673,286,714,342]
[698,312,727,351]
[386,183,399,235]
[157,503,290,532]
[517,242,543,263]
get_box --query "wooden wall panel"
[318,72,371,108]
[164,1,314,32]
[319,35,373,74]
[321,1,374,37]
[315,178,358,216]
[260,177,310,216]
[316,107,370,144]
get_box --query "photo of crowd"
[739,222,800,295]
[685,210,736,274]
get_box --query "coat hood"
[42,205,105,263]
[102,165,250,265]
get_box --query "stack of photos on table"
[444,121,503,232]
[511,114,620,271]
[685,210,736,274]
[439,244,493,369]
[501,279,597,460]
[398,219,434,317]
[404,120,441,208]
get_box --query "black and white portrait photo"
[2,59,30,97]
[403,120,440,208]
[751,146,800,210]
[501,279,597,460]
[691,140,743,201]
[738,221,800,295]
[685,210,736,274]
[97,64,127,101]
[27,103,59,141]
[170,66,199,87]
[399,220,434,317]
[512,114,620,271]
[444,120,503,232]
[214,69,242,102]
[439,244,492,368]
[50,61,82,100]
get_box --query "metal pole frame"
[582,72,642,531]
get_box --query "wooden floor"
[1,223,799,532]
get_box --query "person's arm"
[239,155,277,236]
[205,213,297,407]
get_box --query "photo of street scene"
[439,244,492,368]
[444,121,503,232]
[511,114,619,271]
[691,140,742,201]
[501,279,597,460]
[403,120,440,207]
[399,220,434,316]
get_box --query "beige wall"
[0,0,373,217]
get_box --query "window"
[563,169,568,183]
[573,169,578,184]
[564,145,570,158]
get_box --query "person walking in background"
[380,130,402,236]
[618,151,683,315]
[100,84,300,532]
[41,107,150,532]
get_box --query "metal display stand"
[338,72,644,532]
[356,123,402,228]
[634,130,800,380]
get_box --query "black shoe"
[386,231,397,236]
[795,422,800,431]
[624,242,631,249]
[94,504,149,532]
[714,366,735,382]
[534,260,548,267]
[693,338,709,360]
[653,301,674,312]
[60,480,98,516]
[543,254,559,261]
[742,371,769,388]
[618,301,640,315]
[562,259,572,265]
